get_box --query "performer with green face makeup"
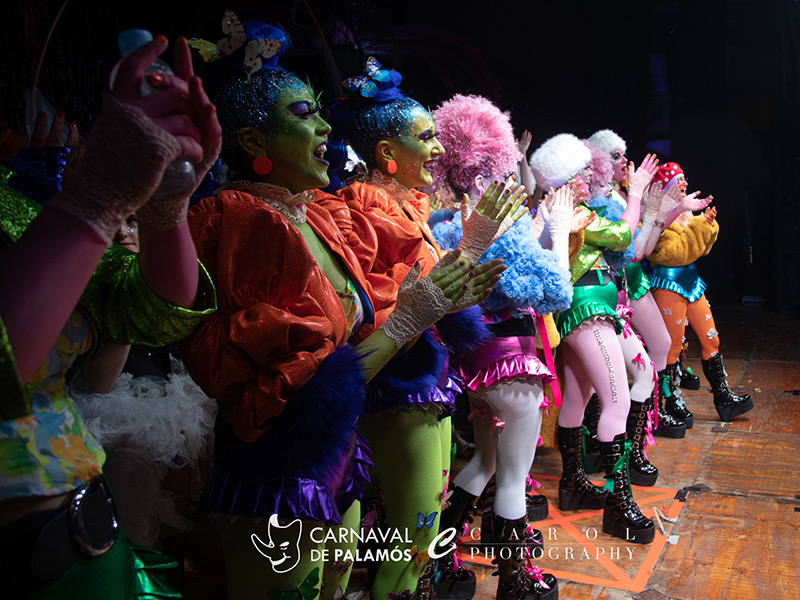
[181,15,495,600]
[324,59,526,600]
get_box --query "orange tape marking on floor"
[460,473,687,593]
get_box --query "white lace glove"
[540,185,574,270]
[456,181,527,263]
[676,191,711,214]
[50,95,182,244]
[635,184,678,260]
[382,255,464,348]
[626,154,659,201]
[642,184,678,228]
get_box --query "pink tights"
[558,320,630,442]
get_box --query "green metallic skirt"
[624,261,651,302]
[558,270,623,339]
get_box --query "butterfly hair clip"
[342,56,402,98]
[189,9,282,81]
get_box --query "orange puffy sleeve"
[179,191,349,443]
[328,182,430,327]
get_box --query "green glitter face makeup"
[390,113,445,189]
[259,85,333,194]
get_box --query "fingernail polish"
[56,109,64,117]
[155,34,167,43]
[459,260,466,266]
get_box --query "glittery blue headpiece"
[329,57,430,168]
[191,14,305,171]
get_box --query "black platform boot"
[582,394,603,474]
[435,487,477,600]
[678,347,700,390]
[626,399,659,486]
[480,475,545,550]
[493,515,558,600]
[701,354,754,421]
[663,362,694,428]
[654,369,687,438]
[557,426,608,511]
[599,433,655,544]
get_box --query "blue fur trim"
[431,217,463,251]
[267,344,366,477]
[428,208,457,229]
[436,306,490,351]
[369,328,446,394]
[587,194,637,272]
[432,212,572,315]
[481,213,573,315]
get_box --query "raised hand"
[517,130,533,156]
[678,191,712,214]
[136,37,222,230]
[540,185,575,268]
[540,185,574,239]
[702,206,717,224]
[458,180,528,263]
[626,154,659,200]
[571,207,596,233]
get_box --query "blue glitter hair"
[328,65,431,168]
[204,21,309,174]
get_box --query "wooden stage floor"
[462,303,800,600]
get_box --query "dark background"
[3,0,799,313]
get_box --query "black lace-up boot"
[493,515,558,600]
[626,399,659,486]
[702,354,754,421]
[599,433,655,544]
[480,475,547,548]
[678,347,700,390]
[663,362,693,428]
[557,426,608,511]
[654,369,687,438]
[435,486,477,600]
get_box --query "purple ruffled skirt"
[365,360,461,416]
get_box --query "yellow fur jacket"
[648,214,719,267]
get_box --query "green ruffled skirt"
[558,271,622,339]
[624,261,651,302]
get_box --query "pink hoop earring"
[386,159,398,175]
[253,156,273,176]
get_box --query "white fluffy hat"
[529,133,592,190]
[588,129,627,155]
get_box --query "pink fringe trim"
[461,354,553,392]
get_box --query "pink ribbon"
[534,312,562,407]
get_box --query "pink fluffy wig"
[582,139,614,197]
[431,94,522,196]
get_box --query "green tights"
[360,410,451,600]
[215,501,361,600]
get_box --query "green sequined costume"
[0,167,216,598]
[557,204,631,339]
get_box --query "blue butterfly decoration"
[417,511,437,529]
[342,56,402,98]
